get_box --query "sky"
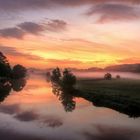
[0,0,140,69]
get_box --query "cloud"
[46,59,83,65]
[45,19,67,32]
[86,3,140,23]
[0,0,140,11]
[0,22,44,39]
[0,19,67,39]
[0,45,44,60]
[0,27,25,39]
[46,59,105,68]
[17,22,45,35]
[117,57,140,64]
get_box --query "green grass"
[76,78,140,103]
[75,78,140,117]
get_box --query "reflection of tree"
[52,83,76,112]
[11,78,26,92]
[0,80,12,102]
[0,78,26,103]
[50,68,77,112]
[59,90,76,112]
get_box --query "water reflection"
[0,74,139,140]
[0,78,26,103]
[52,83,76,112]
[83,124,140,140]
[50,77,140,118]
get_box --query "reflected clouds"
[14,110,63,128]
[14,111,39,122]
[0,102,63,128]
[0,104,20,115]
[83,124,140,140]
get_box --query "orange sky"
[0,1,140,69]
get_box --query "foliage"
[62,69,76,87]
[51,68,77,87]
[12,64,27,79]
[0,52,11,77]
[0,78,26,103]
[52,82,76,112]
[104,73,112,80]
[116,75,121,79]
[51,67,61,82]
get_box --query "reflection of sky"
[0,74,140,140]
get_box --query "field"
[75,78,140,117]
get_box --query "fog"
[74,71,140,79]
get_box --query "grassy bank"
[75,78,140,117]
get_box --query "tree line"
[0,52,27,79]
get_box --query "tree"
[0,52,11,77]
[51,67,61,82]
[116,75,121,79]
[104,73,112,80]
[12,64,27,79]
[62,69,76,87]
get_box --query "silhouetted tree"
[0,52,11,77]
[12,64,27,79]
[11,78,26,92]
[62,69,76,87]
[104,73,112,80]
[51,67,61,82]
[116,75,121,79]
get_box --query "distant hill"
[67,67,103,72]
[28,64,140,74]
[71,64,140,73]
[104,64,140,73]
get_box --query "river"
[0,74,140,140]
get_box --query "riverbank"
[75,78,140,117]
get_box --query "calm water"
[0,74,140,140]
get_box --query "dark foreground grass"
[75,78,140,117]
[76,78,140,103]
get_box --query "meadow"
[76,78,140,117]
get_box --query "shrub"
[104,73,112,80]
[12,64,27,79]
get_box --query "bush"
[104,73,112,80]
[116,75,121,79]
[12,64,27,79]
